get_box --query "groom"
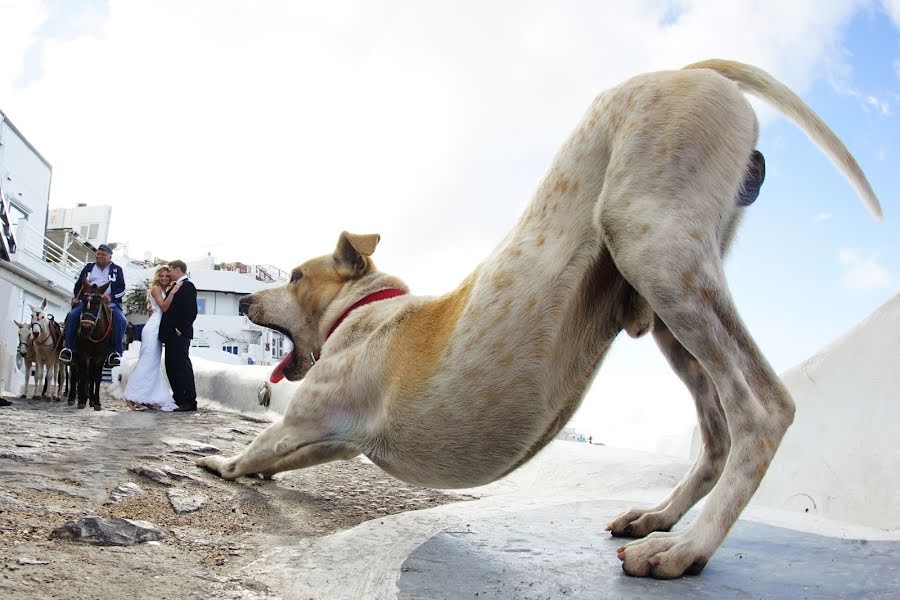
[159,260,198,412]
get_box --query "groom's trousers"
[165,336,196,407]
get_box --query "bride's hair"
[147,265,170,300]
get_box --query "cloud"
[0,0,876,296]
[814,212,833,222]
[838,248,893,291]
[867,95,892,116]
[0,0,46,97]
[825,54,894,117]
[883,0,900,28]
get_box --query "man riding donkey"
[58,244,127,368]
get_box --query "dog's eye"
[290,271,303,283]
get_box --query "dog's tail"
[683,59,883,222]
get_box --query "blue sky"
[1,1,897,453]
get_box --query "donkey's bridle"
[30,314,54,347]
[80,294,113,343]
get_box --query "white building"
[189,266,291,365]
[0,109,89,395]
[48,203,112,248]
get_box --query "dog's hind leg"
[606,315,729,538]
[599,200,794,579]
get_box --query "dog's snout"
[239,295,253,314]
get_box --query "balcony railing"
[255,264,289,283]
[14,222,86,280]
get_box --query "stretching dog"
[199,59,882,578]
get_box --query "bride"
[123,265,182,410]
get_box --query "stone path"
[0,391,471,599]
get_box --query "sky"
[1,0,898,455]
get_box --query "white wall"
[47,204,112,246]
[0,114,63,396]
[0,117,52,232]
[746,293,900,529]
[196,290,241,316]
[0,271,69,395]
[110,353,301,417]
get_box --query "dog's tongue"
[270,352,294,384]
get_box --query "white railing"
[255,264,289,283]
[14,222,86,280]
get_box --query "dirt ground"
[0,388,473,599]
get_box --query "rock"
[128,465,173,485]
[0,450,37,462]
[0,397,11,406]
[49,516,165,546]
[0,490,23,506]
[162,439,221,455]
[167,488,208,514]
[161,466,197,481]
[28,481,93,500]
[17,558,50,565]
[105,482,144,505]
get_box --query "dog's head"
[241,231,381,383]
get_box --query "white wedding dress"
[123,293,177,411]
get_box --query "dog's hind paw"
[606,506,675,538]
[617,531,710,579]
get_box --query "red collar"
[325,288,408,342]
[271,288,408,384]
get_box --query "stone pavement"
[397,500,900,599]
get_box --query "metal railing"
[255,263,289,283]
[14,222,86,279]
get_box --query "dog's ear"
[334,231,380,276]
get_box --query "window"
[223,345,239,355]
[79,223,100,239]
[8,201,28,225]
[272,333,284,359]
[196,298,206,314]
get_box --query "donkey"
[75,283,113,410]
[28,299,63,401]
[14,319,37,398]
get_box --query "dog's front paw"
[195,455,235,480]
[606,506,674,538]
[617,531,710,579]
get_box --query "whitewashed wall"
[0,118,51,231]
[747,293,900,530]
[47,205,112,246]
[0,274,68,396]
[196,290,241,316]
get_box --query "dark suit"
[159,278,198,408]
